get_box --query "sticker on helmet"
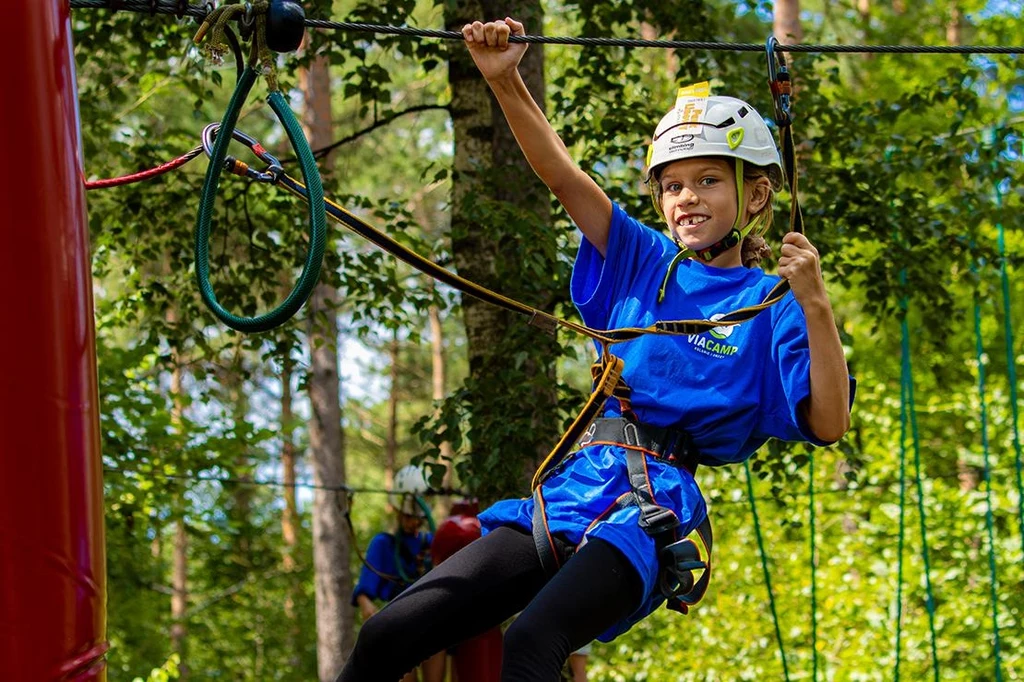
[673,81,711,133]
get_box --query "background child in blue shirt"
[338,17,852,682]
[350,465,444,682]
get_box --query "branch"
[289,103,451,162]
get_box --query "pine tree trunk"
[386,334,400,490]
[773,0,803,43]
[947,2,962,46]
[280,354,302,667]
[446,0,558,495]
[300,52,354,681]
[171,518,189,679]
[169,362,189,680]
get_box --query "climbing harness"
[531,413,714,614]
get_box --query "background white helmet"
[645,96,783,189]
[390,464,429,517]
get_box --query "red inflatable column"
[0,1,108,680]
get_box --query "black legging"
[336,525,644,682]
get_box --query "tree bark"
[171,517,189,680]
[280,354,301,667]
[773,0,803,43]
[169,361,189,680]
[947,2,962,45]
[429,297,455,470]
[300,52,355,681]
[446,0,559,494]
[385,333,400,491]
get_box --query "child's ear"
[747,176,772,214]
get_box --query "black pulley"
[266,0,305,53]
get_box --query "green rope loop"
[744,460,790,682]
[971,261,1005,681]
[194,66,326,332]
[808,453,819,681]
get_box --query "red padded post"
[0,1,108,679]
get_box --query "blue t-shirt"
[480,202,853,640]
[572,202,832,463]
[351,530,433,605]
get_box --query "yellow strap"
[531,354,624,490]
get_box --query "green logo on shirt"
[687,313,740,358]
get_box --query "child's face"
[658,157,742,252]
[399,512,423,534]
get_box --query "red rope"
[84,145,204,190]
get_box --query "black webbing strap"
[624,447,713,613]
[532,486,565,576]
[626,448,682,536]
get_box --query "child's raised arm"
[463,18,613,256]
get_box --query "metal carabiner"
[765,35,792,127]
[201,122,284,184]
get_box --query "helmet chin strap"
[657,159,768,303]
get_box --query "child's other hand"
[778,232,829,310]
[462,17,528,82]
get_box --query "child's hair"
[740,163,779,268]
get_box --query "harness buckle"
[578,422,597,448]
[658,537,707,599]
[637,506,679,535]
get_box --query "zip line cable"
[70,1,1024,55]
[103,465,466,496]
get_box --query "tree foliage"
[72,0,1022,679]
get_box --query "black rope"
[69,2,1024,54]
[308,21,1024,54]
[72,0,210,20]
[103,465,467,496]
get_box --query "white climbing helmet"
[390,464,429,517]
[644,95,783,188]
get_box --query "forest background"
[71,0,1023,680]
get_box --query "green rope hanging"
[894,276,940,681]
[971,263,1005,681]
[744,460,791,681]
[808,453,820,682]
[994,182,1024,558]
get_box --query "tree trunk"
[429,297,455,473]
[169,362,189,680]
[385,333,400,490]
[280,354,301,667]
[446,0,559,496]
[773,0,803,43]
[171,517,189,680]
[300,52,354,681]
[947,2,962,45]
